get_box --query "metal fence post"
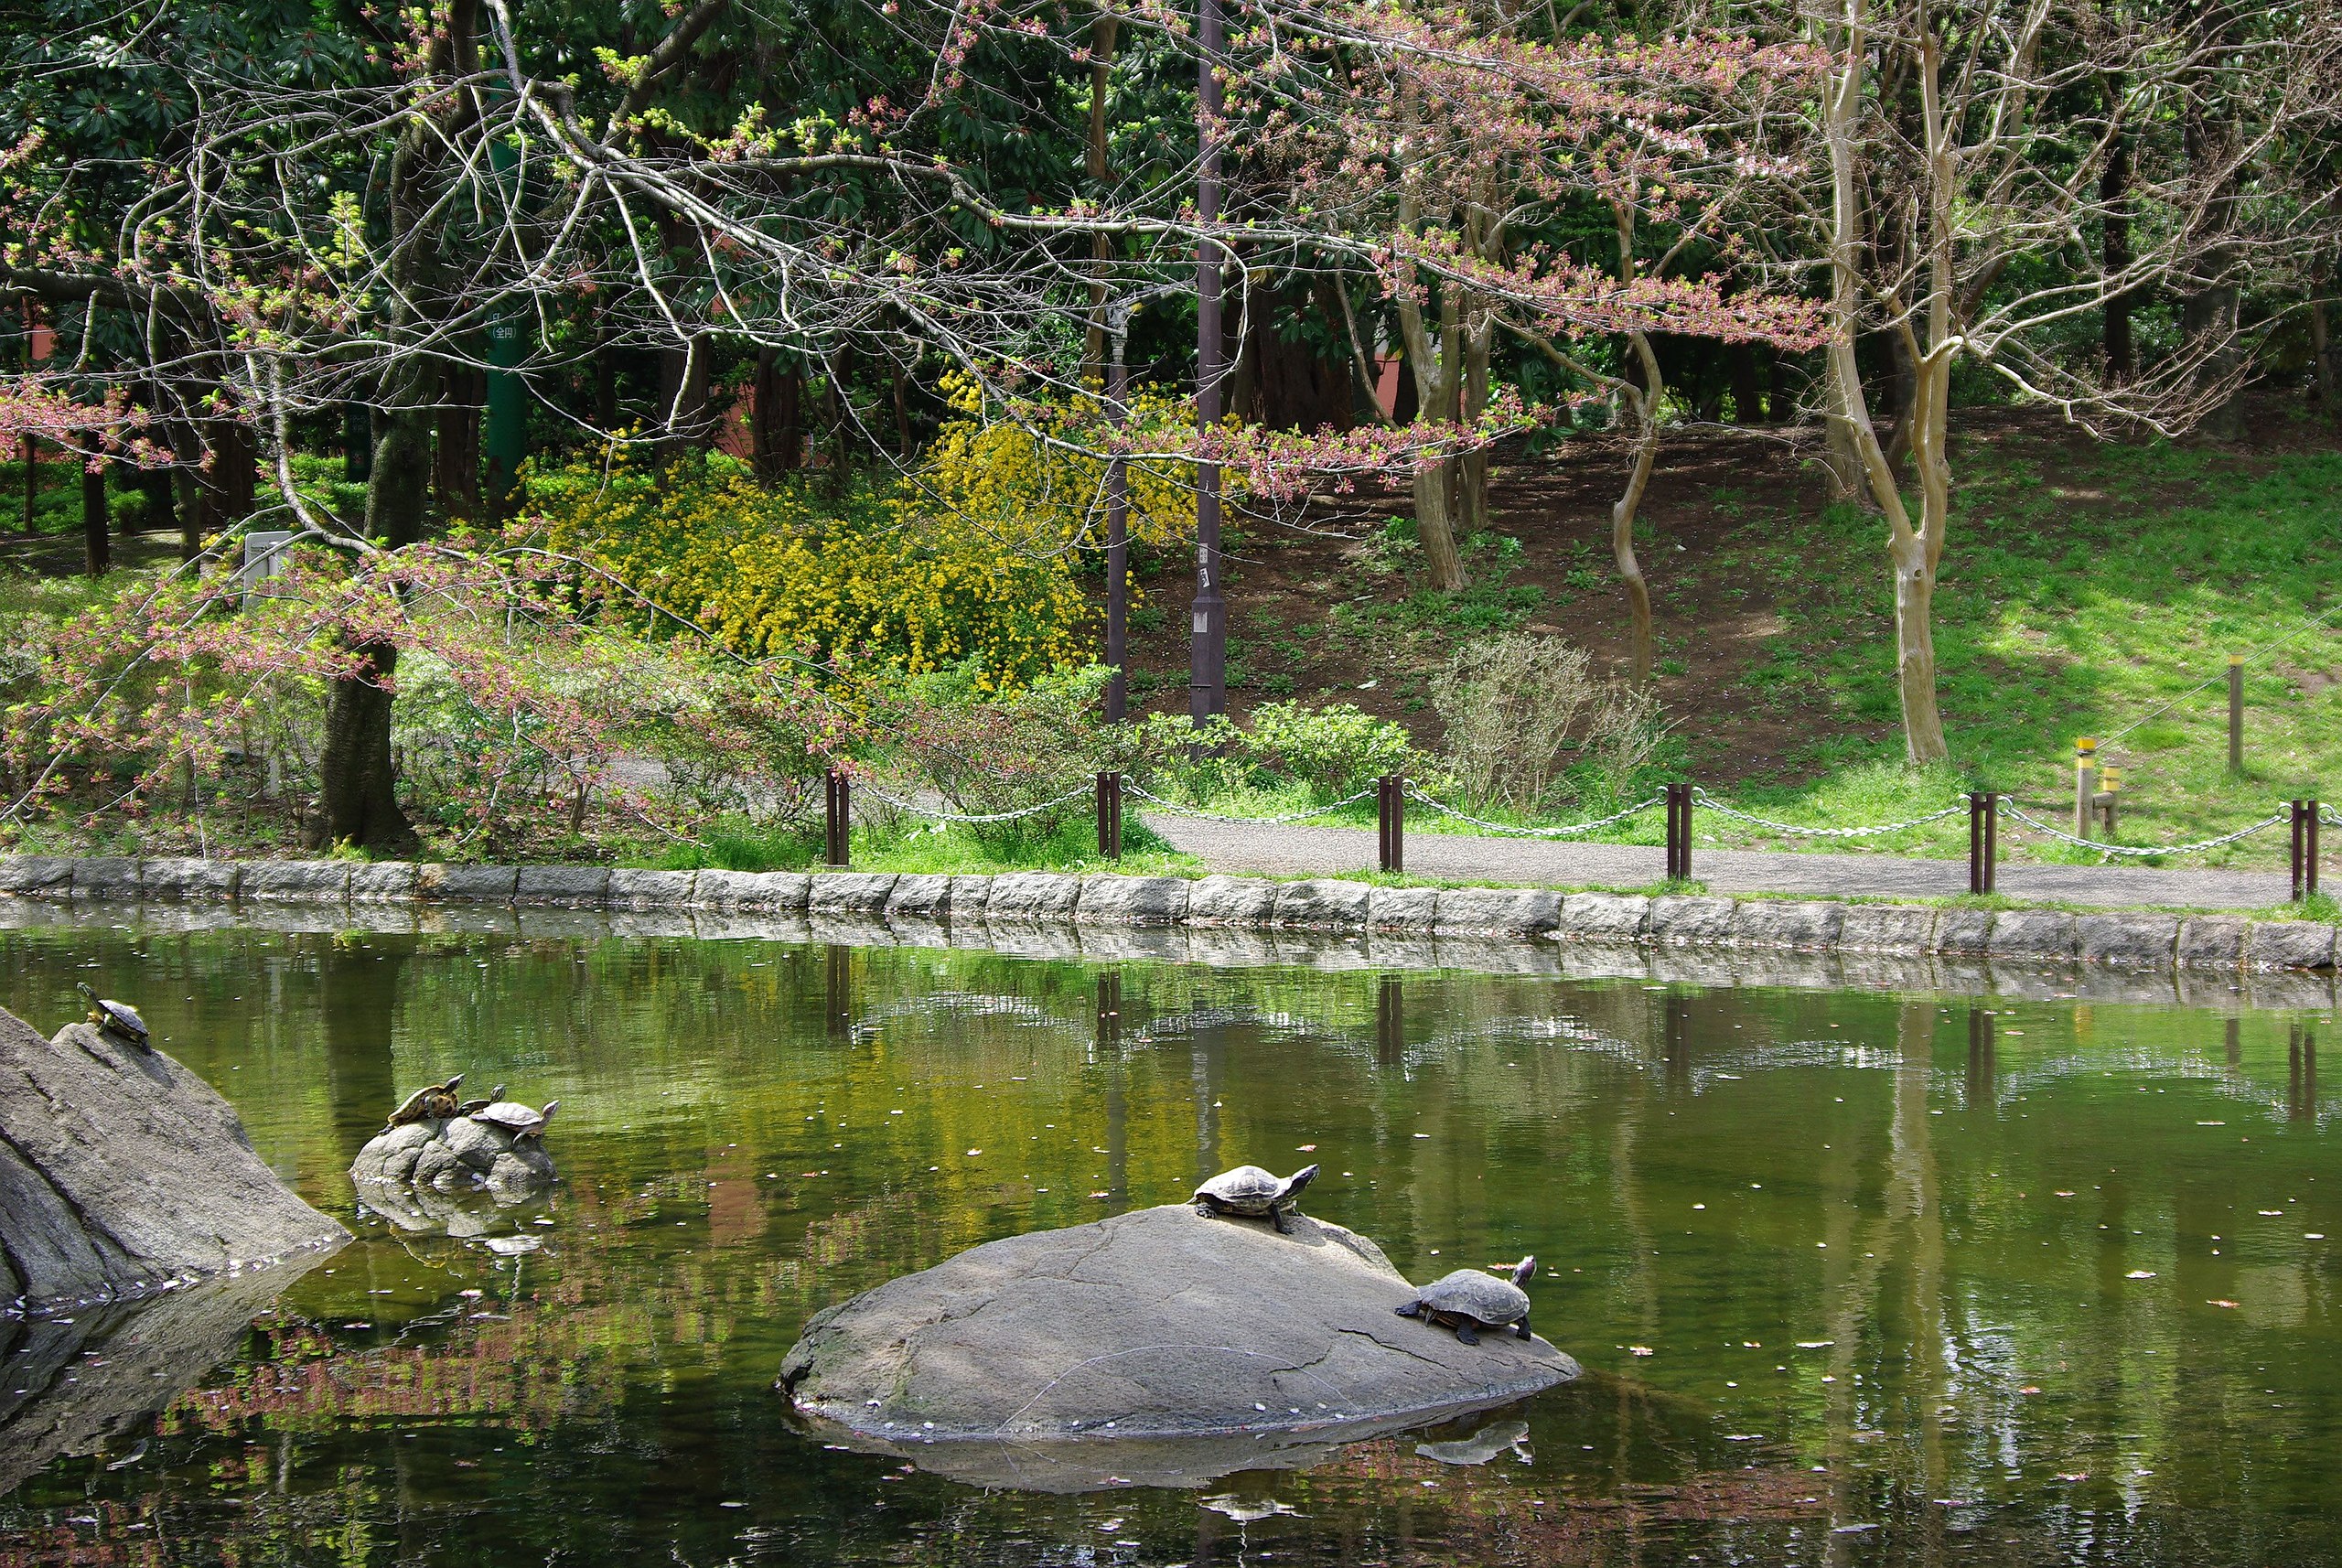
[1665,782,1692,882]
[2295,799,2321,901]
[1378,775,1405,874]
[2229,655,2245,773]
[2293,800,2308,902]
[826,768,850,867]
[1097,771,1123,859]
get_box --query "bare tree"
[1781,0,2342,763]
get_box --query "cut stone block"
[513,865,611,907]
[2175,916,2250,970]
[2076,913,2179,970]
[0,857,75,897]
[809,873,900,918]
[347,863,419,902]
[1838,904,1938,953]
[884,874,954,922]
[606,868,698,909]
[1986,910,2078,964]
[1187,875,1279,926]
[1271,879,1370,931]
[138,858,240,903]
[2247,920,2337,972]
[1729,900,1843,950]
[69,857,141,900]
[690,870,810,911]
[1364,886,1439,930]
[1931,908,1995,956]
[416,864,520,902]
[241,861,352,902]
[1646,896,1736,947]
[986,873,1082,921]
[1076,875,1189,926]
[1431,886,1563,938]
[1559,893,1650,941]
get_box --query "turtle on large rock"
[350,1084,558,1209]
[1395,1255,1536,1346]
[1192,1164,1317,1234]
[75,982,149,1050]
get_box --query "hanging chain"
[1996,799,2291,858]
[1688,789,1968,839]
[1400,787,1666,839]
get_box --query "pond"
[0,915,2336,1566]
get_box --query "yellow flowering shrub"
[912,372,1213,552]
[525,452,1091,689]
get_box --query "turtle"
[1191,1164,1318,1234]
[385,1073,465,1130]
[457,1084,507,1116]
[1394,1255,1537,1346]
[75,983,149,1049]
[469,1098,558,1142]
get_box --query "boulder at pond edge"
[0,1007,347,1314]
[779,1203,1577,1490]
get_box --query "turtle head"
[440,1072,465,1093]
[1279,1164,1320,1201]
[1509,1255,1537,1287]
[75,982,100,1004]
[539,1099,560,1124]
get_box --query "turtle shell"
[468,1101,547,1135]
[1413,1268,1531,1326]
[1192,1165,1283,1213]
[94,999,147,1040]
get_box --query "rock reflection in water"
[0,1255,331,1497]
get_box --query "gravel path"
[1143,815,2294,911]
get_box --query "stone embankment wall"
[2,857,2335,1000]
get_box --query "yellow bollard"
[2074,737,2099,839]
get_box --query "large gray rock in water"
[349,1112,556,1202]
[780,1205,1577,1491]
[0,1010,348,1313]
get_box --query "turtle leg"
[1454,1321,1481,1346]
[1514,1315,1532,1341]
[1271,1203,1293,1235]
[1394,1301,1421,1318]
[1195,1198,1219,1219]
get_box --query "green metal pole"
[482,137,527,513]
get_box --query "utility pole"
[1104,304,1131,723]
[1188,0,1227,728]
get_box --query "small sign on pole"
[238,531,295,609]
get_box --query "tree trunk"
[18,436,34,535]
[1766,348,1794,424]
[313,0,474,855]
[2312,295,2337,417]
[1612,334,1665,682]
[1394,275,1466,591]
[434,368,483,519]
[1080,9,1121,386]
[316,403,430,854]
[1728,344,1764,424]
[752,350,803,481]
[1456,310,1493,537]
[81,461,108,575]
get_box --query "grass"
[1602,432,2341,869]
[647,810,1202,877]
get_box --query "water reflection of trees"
[0,929,2336,1566]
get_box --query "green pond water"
[0,918,2337,1566]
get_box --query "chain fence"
[844,768,2312,872]
[853,779,1095,825]
[1994,799,2292,859]
[1402,786,1667,839]
[1689,789,1967,839]
[1120,779,1379,825]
